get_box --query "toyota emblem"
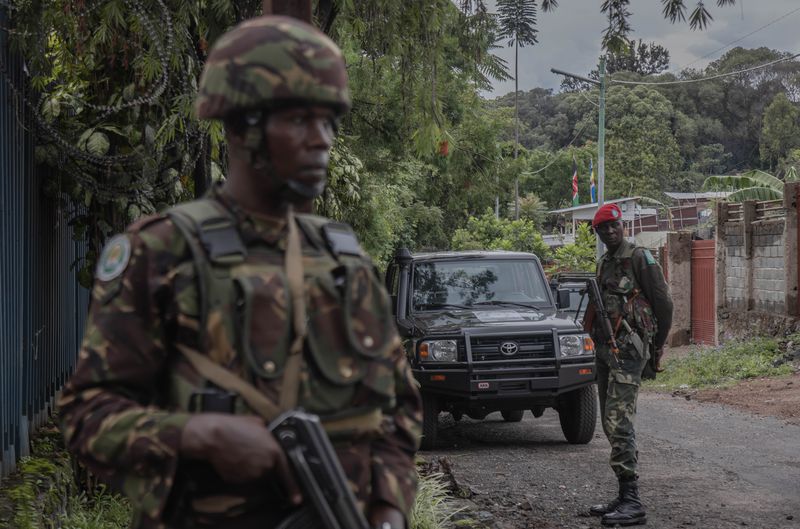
[499,341,519,356]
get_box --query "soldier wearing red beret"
[587,203,673,527]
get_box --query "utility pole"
[550,57,607,260]
[596,56,606,261]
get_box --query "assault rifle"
[270,409,371,529]
[555,274,620,369]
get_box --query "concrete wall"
[722,221,747,311]
[751,220,785,313]
[666,231,692,346]
[715,182,800,341]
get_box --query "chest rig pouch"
[295,215,397,407]
[167,201,396,418]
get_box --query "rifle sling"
[177,344,384,435]
[178,344,281,422]
[281,206,307,412]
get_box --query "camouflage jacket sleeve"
[632,248,673,350]
[58,217,190,523]
[369,337,422,519]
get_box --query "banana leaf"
[725,186,783,203]
[702,170,783,193]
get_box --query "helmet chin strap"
[286,178,326,200]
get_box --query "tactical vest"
[165,198,397,436]
[597,244,657,342]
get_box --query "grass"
[1,426,454,529]
[411,471,464,529]
[58,489,130,529]
[645,335,796,391]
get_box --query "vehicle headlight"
[419,340,458,362]
[559,334,594,357]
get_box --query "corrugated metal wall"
[1,2,89,482]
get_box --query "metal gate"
[691,240,716,345]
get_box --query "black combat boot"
[600,478,646,526]
[589,480,622,516]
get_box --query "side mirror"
[557,289,571,309]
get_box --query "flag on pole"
[571,155,579,206]
[589,158,597,203]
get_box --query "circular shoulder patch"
[612,208,620,218]
[96,234,132,281]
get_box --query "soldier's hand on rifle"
[181,413,302,504]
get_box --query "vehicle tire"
[501,410,524,422]
[450,410,463,422]
[558,385,597,444]
[420,394,439,450]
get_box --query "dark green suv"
[386,249,598,449]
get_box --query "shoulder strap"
[295,214,365,260]
[168,199,247,265]
[166,198,246,351]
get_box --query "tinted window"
[411,259,550,311]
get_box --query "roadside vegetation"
[0,426,456,529]
[646,335,798,391]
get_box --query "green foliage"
[646,337,794,391]
[57,489,130,529]
[451,209,551,259]
[515,193,548,228]
[496,0,539,48]
[10,0,260,284]
[549,223,595,274]
[760,93,800,170]
[410,472,464,529]
[702,169,787,202]
[492,46,800,207]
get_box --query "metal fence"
[1,3,89,481]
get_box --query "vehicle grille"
[470,334,555,363]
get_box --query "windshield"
[411,259,551,311]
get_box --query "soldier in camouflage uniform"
[587,204,673,527]
[59,16,422,529]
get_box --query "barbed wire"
[0,0,208,202]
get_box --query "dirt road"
[423,390,800,529]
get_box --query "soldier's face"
[596,220,624,248]
[264,106,337,195]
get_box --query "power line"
[525,122,590,176]
[611,52,800,86]
[680,5,800,70]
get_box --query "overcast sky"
[483,0,800,97]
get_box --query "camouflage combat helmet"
[195,15,351,120]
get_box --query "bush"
[451,209,551,259]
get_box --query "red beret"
[592,203,622,228]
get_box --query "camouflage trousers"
[596,341,649,481]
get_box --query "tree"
[560,39,670,91]
[451,209,551,259]
[549,223,596,274]
[760,93,800,170]
[497,0,552,219]
[606,39,670,75]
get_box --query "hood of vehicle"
[407,307,583,336]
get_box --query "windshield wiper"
[419,303,472,310]
[472,300,543,310]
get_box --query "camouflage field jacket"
[58,190,422,529]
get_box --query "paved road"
[424,390,800,529]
